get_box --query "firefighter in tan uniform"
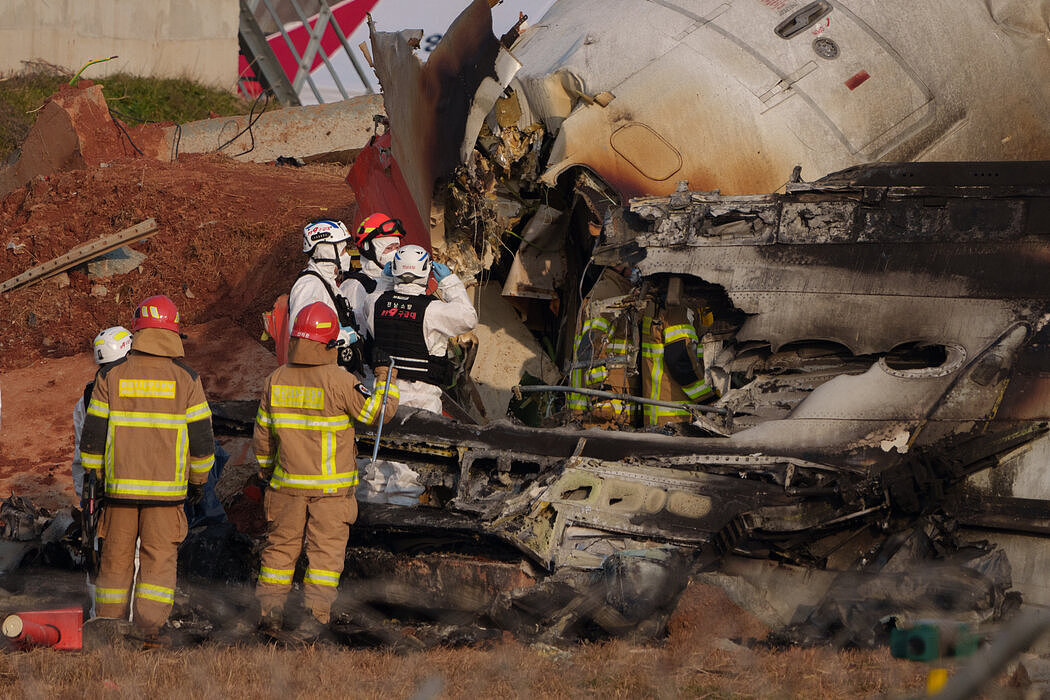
[568,311,638,427]
[79,295,215,645]
[253,301,400,640]
[641,302,715,426]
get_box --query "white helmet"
[301,219,351,255]
[391,245,431,284]
[93,326,132,364]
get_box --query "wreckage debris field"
[0,88,1018,695]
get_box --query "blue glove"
[382,261,393,277]
[341,325,360,344]
[431,261,451,282]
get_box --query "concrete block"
[167,93,386,164]
[82,246,146,278]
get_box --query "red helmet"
[354,212,405,247]
[132,295,180,333]
[291,302,339,344]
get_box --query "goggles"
[376,217,404,237]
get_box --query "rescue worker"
[73,326,133,498]
[339,212,406,382]
[340,212,405,317]
[640,301,715,426]
[253,302,400,640]
[289,218,361,369]
[78,295,215,646]
[568,310,638,428]
[366,244,478,414]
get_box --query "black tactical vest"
[372,291,453,386]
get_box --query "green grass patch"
[0,65,251,163]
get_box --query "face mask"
[373,236,403,267]
[339,246,354,272]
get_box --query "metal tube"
[259,0,325,103]
[327,3,374,93]
[371,358,396,463]
[515,384,729,415]
[286,0,350,100]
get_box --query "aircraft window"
[774,1,833,39]
[880,342,967,379]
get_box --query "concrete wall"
[0,0,239,88]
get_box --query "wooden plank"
[1,218,158,294]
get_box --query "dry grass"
[0,640,935,700]
[0,583,939,700]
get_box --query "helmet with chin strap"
[354,212,405,265]
[302,219,352,266]
[390,244,431,286]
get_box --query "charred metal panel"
[366,0,503,238]
[631,164,1050,362]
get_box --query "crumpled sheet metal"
[507,0,1050,197]
[366,0,507,247]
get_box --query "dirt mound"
[0,154,357,370]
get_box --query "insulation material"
[357,458,424,506]
[470,282,559,420]
[501,205,567,300]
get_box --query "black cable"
[109,109,143,156]
[170,123,182,162]
[215,92,270,156]
[107,106,183,163]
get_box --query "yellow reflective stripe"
[259,567,294,585]
[135,582,174,605]
[186,402,212,421]
[267,412,352,430]
[106,480,188,497]
[682,379,713,401]
[583,317,612,334]
[190,455,214,474]
[82,453,104,468]
[110,410,188,428]
[104,412,188,485]
[651,407,692,416]
[256,454,274,468]
[607,340,628,353]
[592,399,638,416]
[640,342,662,358]
[256,406,273,427]
[87,398,110,418]
[270,467,358,490]
[354,384,400,424]
[304,569,340,587]
[585,365,608,383]
[646,337,667,425]
[664,324,698,344]
[95,587,128,605]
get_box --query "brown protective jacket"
[79,328,215,503]
[253,338,400,496]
